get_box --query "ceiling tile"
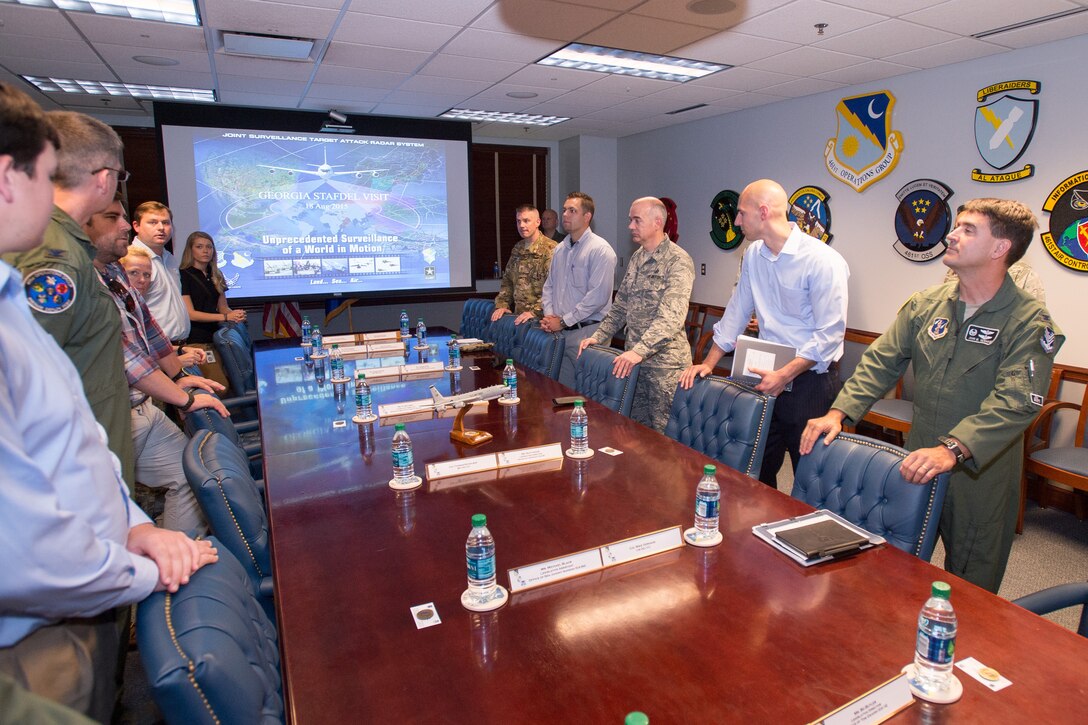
[311,65,408,88]
[885,37,1008,69]
[69,14,208,52]
[471,84,567,102]
[298,97,378,114]
[0,5,82,40]
[983,9,1088,48]
[95,45,211,75]
[397,75,492,96]
[761,76,846,97]
[691,66,797,91]
[674,31,799,66]
[334,13,461,52]
[902,0,1082,37]
[524,99,601,117]
[442,29,561,62]
[813,59,917,84]
[825,0,946,15]
[305,83,390,103]
[731,0,887,45]
[383,89,474,107]
[418,54,522,82]
[645,83,742,104]
[712,91,790,110]
[0,35,100,64]
[369,102,448,117]
[749,46,868,75]
[501,64,603,91]
[580,14,719,55]
[323,42,431,73]
[344,0,494,26]
[813,19,958,57]
[579,74,676,96]
[631,0,796,29]
[203,0,340,40]
[218,89,306,107]
[213,54,316,81]
[218,75,307,94]
[109,68,215,88]
[471,0,617,41]
[2,58,115,81]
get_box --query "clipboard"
[731,334,796,392]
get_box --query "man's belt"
[565,319,601,330]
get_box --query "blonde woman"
[120,247,206,367]
[179,231,245,344]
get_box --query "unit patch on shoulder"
[1040,326,1056,353]
[24,269,76,314]
[928,318,949,340]
[964,324,999,345]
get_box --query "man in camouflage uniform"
[492,205,556,324]
[802,198,1063,593]
[579,197,694,432]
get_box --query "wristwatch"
[179,390,196,412]
[937,435,967,464]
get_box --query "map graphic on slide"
[191,130,451,298]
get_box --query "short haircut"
[133,200,172,224]
[47,111,123,189]
[120,244,152,265]
[1,83,60,177]
[565,191,594,217]
[959,198,1038,267]
[632,196,666,224]
[515,204,539,215]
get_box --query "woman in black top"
[179,231,245,343]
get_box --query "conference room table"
[255,334,1088,723]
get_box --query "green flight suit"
[3,207,134,490]
[832,275,1063,592]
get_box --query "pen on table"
[1028,360,1035,382]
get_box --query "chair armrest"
[1024,400,1080,453]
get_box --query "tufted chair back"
[664,375,775,479]
[213,324,256,397]
[461,298,495,340]
[791,433,949,560]
[184,430,274,616]
[488,313,530,363]
[574,346,640,416]
[519,326,565,379]
[136,538,283,725]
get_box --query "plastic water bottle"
[910,581,958,694]
[492,260,501,278]
[399,309,410,339]
[502,359,517,400]
[330,343,344,379]
[301,315,312,345]
[354,372,372,419]
[392,423,414,483]
[694,465,721,538]
[570,400,588,454]
[311,325,323,354]
[448,338,461,369]
[466,513,497,603]
[416,318,427,344]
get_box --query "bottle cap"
[506,358,514,364]
[394,423,406,431]
[625,713,649,725]
[703,464,716,474]
[931,581,951,599]
[357,372,365,379]
[332,343,339,349]
[574,400,583,407]
[472,513,486,527]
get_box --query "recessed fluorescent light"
[0,0,200,26]
[441,109,569,126]
[537,43,728,83]
[22,76,215,103]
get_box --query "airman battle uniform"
[494,231,556,319]
[589,237,695,432]
[832,275,1062,592]
[3,206,134,489]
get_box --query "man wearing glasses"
[3,111,138,489]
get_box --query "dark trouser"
[758,362,841,487]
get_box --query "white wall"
[617,33,1087,364]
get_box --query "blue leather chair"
[574,345,640,417]
[1013,582,1088,637]
[519,326,565,379]
[136,537,283,725]
[664,375,775,479]
[791,433,949,560]
[185,401,263,483]
[213,324,257,406]
[488,313,530,363]
[460,298,495,340]
[184,430,273,617]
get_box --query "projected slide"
[187,129,453,298]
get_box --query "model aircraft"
[428,384,509,411]
[259,147,387,179]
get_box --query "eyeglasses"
[92,167,131,184]
[105,277,137,315]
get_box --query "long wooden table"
[256,336,1088,723]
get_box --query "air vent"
[666,103,708,115]
[222,31,314,61]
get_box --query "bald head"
[742,179,789,218]
[628,196,667,249]
[735,179,792,250]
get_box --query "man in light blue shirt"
[681,179,849,487]
[541,192,618,387]
[0,82,217,722]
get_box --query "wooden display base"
[450,405,492,446]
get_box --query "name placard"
[814,673,914,725]
[326,330,402,345]
[600,527,683,567]
[508,548,604,593]
[497,443,564,467]
[404,362,446,375]
[356,364,402,379]
[368,341,405,354]
[426,453,498,481]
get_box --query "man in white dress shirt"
[129,201,190,343]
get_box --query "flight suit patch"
[964,324,999,345]
[1031,393,1044,406]
[928,318,949,340]
[1040,326,1056,353]
[23,269,76,314]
